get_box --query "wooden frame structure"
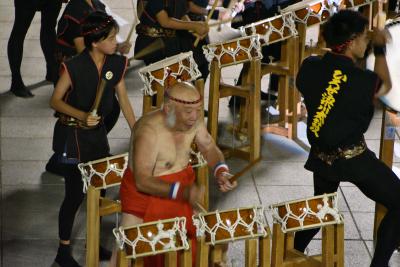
[207,55,262,167]
[86,186,122,267]
[196,227,272,267]
[81,154,129,267]
[271,223,344,267]
[116,249,193,267]
[261,36,300,140]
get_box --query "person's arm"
[155,10,209,36]
[49,65,100,126]
[195,123,237,192]
[372,28,391,97]
[133,126,203,203]
[188,1,208,15]
[115,78,136,129]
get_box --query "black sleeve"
[191,0,208,7]
[146,0,166,17]
[354,69,380,132]
[61,3,85,41]
[364,69,382,100]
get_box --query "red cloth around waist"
[120,166,196,234]
[120,166,197,267]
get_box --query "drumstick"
[194,0,219,47]
[130,38,165,61]
[125,23,136,43]
[208,18,234,27]
[90,78,107,117]
[228,158,261,182]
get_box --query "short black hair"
[322,10,369,49]
[81,11,119,50]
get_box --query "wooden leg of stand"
[165,251,177,267]
[239,96,248,133]
[277,75,288,127]
[181,246,192,267]
[288,37,299,140]
[207,61,221,141]
[322,225,334,267]
[195,79,205,121]
[116,249,129,267]
[245,239,258,267]
[156,84,165,109]
[195,165,209,210]
[133,257,144,267]
[196,237,209,267]
[297,25,306,67]
[238,62,250,134]
[211,245,223,265]
[278,41,289,127]
[86,186,100,267]
[285,232,295,251]
[259,231,271,267]
[271,224,284,267]
[374,203,387,247]
[142,95,152,115]
[249,59,261,161]
[335,224,344,267]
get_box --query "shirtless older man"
[116,81,236,265]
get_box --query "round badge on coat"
[105,71,113,80]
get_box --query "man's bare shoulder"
[133,110,165,137]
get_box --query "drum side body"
[124,221,185,257]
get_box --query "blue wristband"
[168,182,180,199]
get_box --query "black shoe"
[99,246,112,261]
[54,244,82,267]
[10,84,34,98]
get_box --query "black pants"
[294,149,400,267]
[58,164,105,241]
[8,0,62,86]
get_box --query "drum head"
[367,20,400,112]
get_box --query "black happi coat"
[52,49,127,163]
[296,53,381,175]
[56,0,106,58]
[134,0,190,64]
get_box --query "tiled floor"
[1,1,400,266]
